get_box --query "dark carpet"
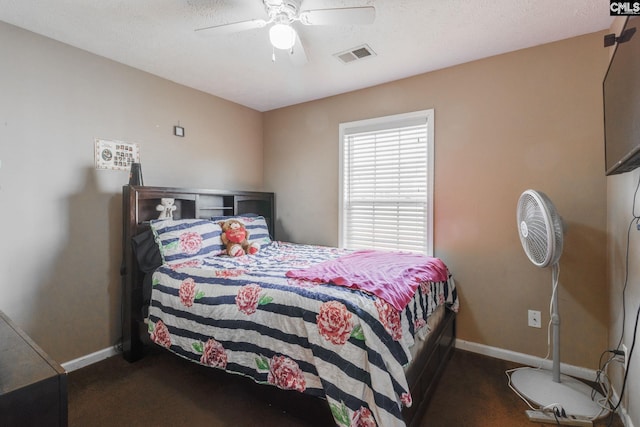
[67,348,624,426]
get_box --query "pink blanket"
[286,250,448,310]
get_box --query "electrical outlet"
[528,310,541,328]
[622,344,628,371]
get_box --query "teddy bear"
[219,219,260,257]
[156,198,177,220]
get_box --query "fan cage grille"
[517,190,563,268]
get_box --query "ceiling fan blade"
[299,6,375,26]
[289,32,308,66]
[195,19,268,36]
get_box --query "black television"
[604,16,640,176]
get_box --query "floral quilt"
[147,241,458,427]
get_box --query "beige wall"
[0,21,263,363]
[2,17,633,423]
[606,17,639,427]
[264,32,610,369]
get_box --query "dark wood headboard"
[121,185,275,362]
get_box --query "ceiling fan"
[195,0,376,65]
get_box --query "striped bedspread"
[147,241,458,427]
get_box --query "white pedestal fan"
[510,189,605,423]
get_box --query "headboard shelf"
[199,207,234,213]
[121,185,275,361]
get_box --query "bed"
[121,185,458,427]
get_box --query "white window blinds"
[339,110,434,254]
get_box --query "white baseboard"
[61,340,601,379]
[61,346,120,373]
[620,408,635,427]
[610,387,635,427]
[456,339,636,427]
[455,339,598,381]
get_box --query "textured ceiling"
[0,0,614,112]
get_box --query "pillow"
[131,229,163,312]
[131,229,162,273]
[210,215,272,247]
[150,219,225,264]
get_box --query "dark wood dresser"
[0,311,67,426]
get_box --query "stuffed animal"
[156,198,177,220]
[219,219,260,257]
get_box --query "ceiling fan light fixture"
[269,23,296,50]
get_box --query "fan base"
[511,368,606,420]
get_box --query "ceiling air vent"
[334,44,376,64]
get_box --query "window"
[339,110,434,255]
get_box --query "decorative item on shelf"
[156,198,177,220]
[129,162,144,185]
